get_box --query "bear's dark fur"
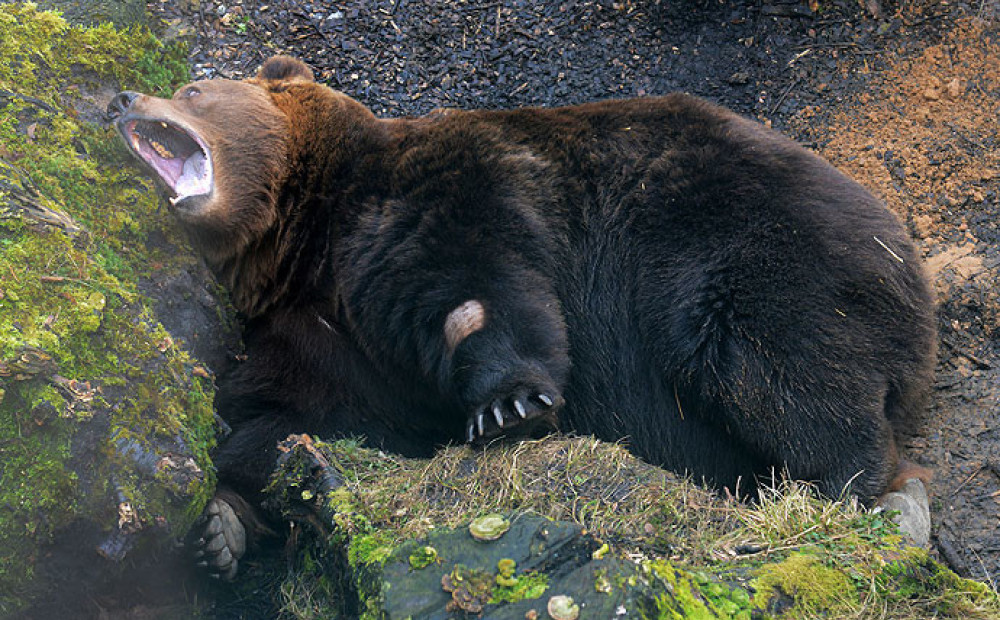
[111,56,936,516]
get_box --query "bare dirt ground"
[150,0,999,592]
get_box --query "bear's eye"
[182,86,201,98]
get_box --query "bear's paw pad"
[192,496,246,581]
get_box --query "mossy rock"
[378,515,750,620]
[0,4,233,616]
[267,435,738,619]
[267,435,1000,619]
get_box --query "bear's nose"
[106,91,140,121]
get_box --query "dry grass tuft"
[320,434,738,562]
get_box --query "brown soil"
[788,15,1000,586]
[149,0,1000,591]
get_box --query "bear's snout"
[107,91,140,121]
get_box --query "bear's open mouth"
[125,119,212,204]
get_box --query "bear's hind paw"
[192,496,246,581]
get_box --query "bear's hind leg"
[189,414,296,579]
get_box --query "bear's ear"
[257,56,315,83]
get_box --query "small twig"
[873,236,904,263]
[972,550,997,592]
[786,49,813,67]
[39,274,101,292]
[960,351,993,370]
[950,464,985,496]
[769,79,800,116]
[940,337,994,370]
[673,384,685,420]
[0,89,57,113]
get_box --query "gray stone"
[877,478,931,547]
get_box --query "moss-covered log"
[0,4,230,615]
[267,435,1000,619]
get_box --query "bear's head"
[107,57,338,262]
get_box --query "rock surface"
[0,4,234,616]
[879,478,933,548]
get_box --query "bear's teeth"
[150,140,174,159]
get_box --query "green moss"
[0,2,186,100]
[407,545,438,570]
[0,4,218,614]
[752,552,857,617]
[349,531,396,569]
[133,40,190,97]
[489,569,548,604]
[688,570,752,620]
[876,547,1000,618]
[644,561,721,620]
[0,6,194,283]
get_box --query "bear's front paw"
[465,371,564,443]
[192,496,246,581]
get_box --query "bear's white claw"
[537,393,553,407]
[492,402,505,427]
[514,399,527,419]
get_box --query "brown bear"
[107,56,936,579]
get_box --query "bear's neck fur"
[207,84,394,319]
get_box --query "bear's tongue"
[148,148,185,188]
[175,151,208,198]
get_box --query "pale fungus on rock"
[547,594,580,620]
[469,513,511,541]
